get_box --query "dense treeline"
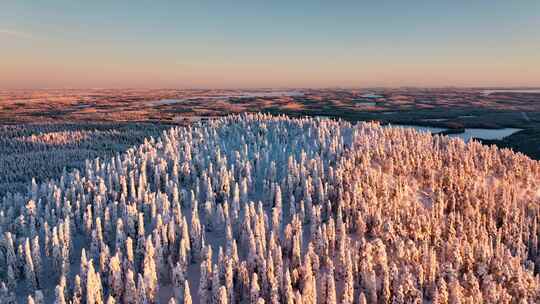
[0,113,539,303]
[0,123,167,195]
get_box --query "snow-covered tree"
[2,114,540,303]
[183,281,192,304]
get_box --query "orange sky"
[1,1,539,88]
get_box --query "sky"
[1,1,539,89]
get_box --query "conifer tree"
[124,269,137,304]
[183,280,192,304]
[301,255,317,304]
[217,286,228,304]
[31,236,42,277]
[172,262,185,302]
[142,237,158,302]
[283,269,295,304]
[86,261,103,304]
[24,238,38,288]
[54,284,67,304]
[105,296,116,304]
[199,260,211,304]
[250,273,260,304]
[108,252,123,300]
[72,275,83,304]
[325,269,337,304]
[137,274,148,304]
[34,290,44,304]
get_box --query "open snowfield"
[1,114,539,303]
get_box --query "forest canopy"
[0,113,539,303]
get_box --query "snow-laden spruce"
[0,113,539,303]
[0,123,166,196]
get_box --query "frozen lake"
[482,89,540,95]
[421,118,448,122]
[449,128,522,141]
[148,99,187,106]
[355,102,376,107]
[146,91,304,106]
[388,124,522,142]
[360,93,383,98]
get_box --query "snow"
[2,113,539,303]
[482,89,540,95]
[146,91,304,106]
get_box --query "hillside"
[1,114,539,303]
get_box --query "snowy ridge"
[0,113,539,303]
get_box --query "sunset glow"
[2,1,539,88]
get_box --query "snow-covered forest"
[1,113,539,303]
[0,123,167,196]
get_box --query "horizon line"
[2,85,540,91]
